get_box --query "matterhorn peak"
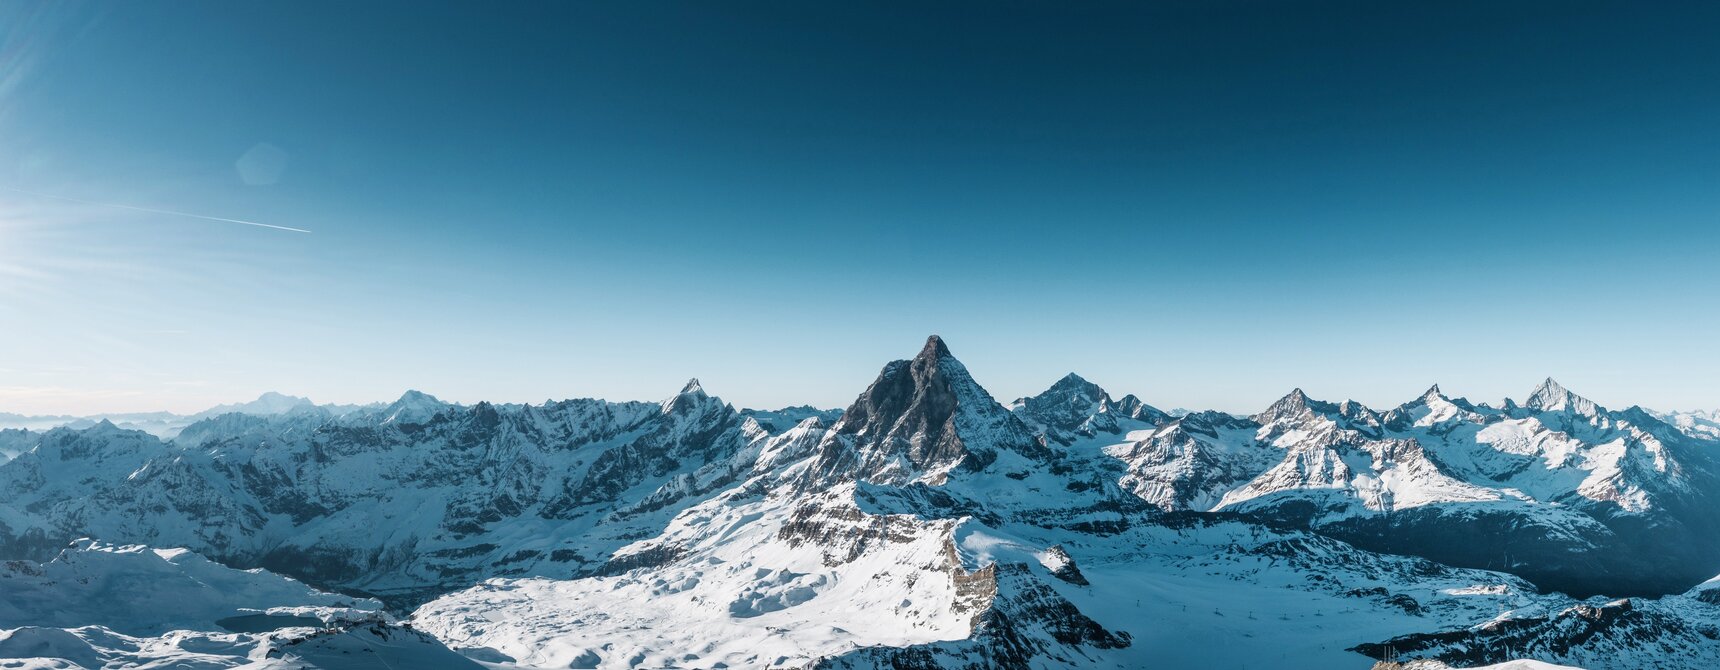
[1421,384,1445,401]
[917,334,953,361]
[811,334,1047,485]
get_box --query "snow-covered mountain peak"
[661,377,729,417]
[1011,371,1168,445]
[1011,372,1104,416]
[1382,384,1478,429]
[383,389,449,425]
[1525,377,1603,417]
[199,391,315,417]
[393,389,441,405]
[1049,372,1102,396]
[1252,387,1339,425]
[255,389,311,406]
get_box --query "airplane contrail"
[0,187,312,234]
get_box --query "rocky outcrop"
[1354,596,1720,670]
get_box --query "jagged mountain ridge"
[0,382,776,607]
[3,335,1719,669]
[1109,377,1720,596]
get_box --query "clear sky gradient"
[1,1,1717,415]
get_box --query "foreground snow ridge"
[4,336,1719,669]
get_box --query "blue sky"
[1,1,1717,415]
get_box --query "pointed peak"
[1042,372,1104,398]
[1525,377,1603,416]
[1526,377,1572,408]
[1253,387,1333,424]
[679,378,707,397]
[661,377,725,415]
[1420,384,1445,402]
[918,334,952,361]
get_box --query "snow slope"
[0,540,473,669]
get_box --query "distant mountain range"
[0,391,373,441]
[3,336,1718,669]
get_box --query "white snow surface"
[0,540,476,669]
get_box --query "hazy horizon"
[2,334,1710,419]
[3,2,1718,416]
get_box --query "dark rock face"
[1312,502,1720,598]
[776,497,930,567]
[1014,374,1109,438]
[827,336,978,478]
[1353,598,1720,670]
[1040,545,1089,586]
[807,336,1048,486]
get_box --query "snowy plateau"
[3,336,1720,670]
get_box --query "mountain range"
[3,336,1719,669]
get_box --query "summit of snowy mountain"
[193,391,316,419]
[1524,377,1603,417]
[1011,373,1168,445]
[381,389,450,424]
[662,377,724,415]
[1021,372,1106,405]
[1251,387,1342,425]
